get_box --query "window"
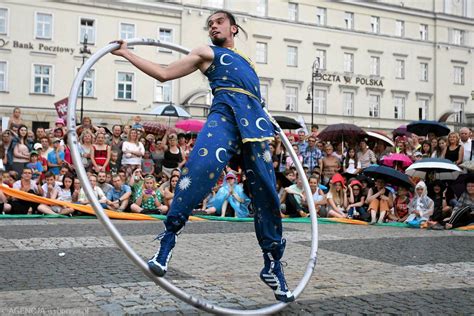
[420,62,428,81]
[418,99,428,120]
[285,86,298,111]
[287,46,298,67]
[116,72,134,100]
[314,89,326,114]
[395,59,405,79]
[159,28,173,53]
[451,28,465,45]
[256,42,267,64]
[343,92,354,116]
[155,80,172,103]
[80,18,95,44]
[77,68,95,97]
[344,53,353,73]
[316,7,326,25]
[344,12,354,30]
[260,83,268,105]
[35,12,52,39]
[454,66,464,85]
[395,20,404,37]
[369,94,380,118]
[256,0,267,17]
[120,23,135,40]
[288,2,298,21]
[0,8,8,35]
[453,101,464,123]
[371,16,380,33]
[370,56,380,76]
[0,61,6,91]
[420,24,428,40]
[316,49,326,70]
[33,64,52,94]
[394,96,405,119]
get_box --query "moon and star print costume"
[163,45,284,253]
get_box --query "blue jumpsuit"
[164,46,283,253]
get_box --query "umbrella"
[381,153,413,168]
[460,161,474,172]
[392,125,412,138]
[450,173,474,198]
[175,119,205,132]
[407,120,450,137]
[318,123,367,144]
[366,131,394,147]
[363,165,413,188]
[142,121,167,134]
[273,116,302,130]
[150,103,191,118]
[405,158,464,181]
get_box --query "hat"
[225,172,236,180]
[349,179,362,188]
[55,118,65,125]
[29,150,39,156]
[53,137,61,143]
[331,173,346,187]
[33,143,43,150]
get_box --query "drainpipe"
[433,0,438,121]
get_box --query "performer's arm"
[111,41,213,82]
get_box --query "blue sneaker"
[148,231,176,277]
[260,247,295,302]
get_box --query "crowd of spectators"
[0,107,473,230]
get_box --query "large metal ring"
[66,38,318,315]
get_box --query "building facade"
[0,0,473,131]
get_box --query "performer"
[112,10,294,302]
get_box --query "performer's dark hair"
[207,10,248,39]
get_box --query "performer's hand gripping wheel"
[67,39,318,315]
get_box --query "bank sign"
[0,38,75,55]
[316,72,383,87]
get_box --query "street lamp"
[306,57,320,127]
[79,33,92,124]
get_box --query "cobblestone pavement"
[0,218,472,315]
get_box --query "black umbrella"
[392,125,412,138]
[407,120,450,137]
[273,116,302,130]
[150,103,191,118]
[363,165,413,188]
[318,123,367,144]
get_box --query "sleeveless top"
[445,145,460,163]
[93,145,109,171]
[163,147,182,168]
[204,45,275,143]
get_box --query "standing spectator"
[33,143,48,172]
[40,136,53,160]
[47,138,65,175]
[405,181,434,228]
[132,115,144,131]
[11,125,32,175]
[343,147,361,177]
[273,135,286,173]
[91,132,111,173]
[310,124,319,138]
[285,144,303,170]
[122,128,145,178]
[430,138,438,155]
[141,151,155,175]
[97,171,113,195]
[109,124,124,161]
[161,133,185,177]
[79,130,94,171]
[459,127,472,162]
[34,127,47,143]
[76,116,98,136]
[302,136,323,174]
[357,139,376,169]
[109,150,121,175]
[105,174,132,212]
[1,130,12,171]
[445,132,463,165]
[152,139,166,175]
[10,168,43,214]
[297,130,308,153]
[320,143,341,185]
[432,137,447,158]
[367,178,393,224]
[7,107,23,131]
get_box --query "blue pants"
[165,104,283,253]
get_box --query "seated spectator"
[405,181,434,228]
[326,173,348,218]
[163,174,179,208]
[47,138,65,175]
[37,173,75,215]
[10,168,43,214]
[420,141,432,158]
[347,179,368,220]
[97,171,113,196]
[72,178,82,203]
[426,181,452,229]
[444,178,474,230]
[159,168,180,192]
[195,184,220,215]
[304,174,327,217]
[27,151,43,181]
[367,178,394,224]
[0,181,12,214]
[77,174,107,206]
[387,186,411,222]
[105,174,132,212]
[282,176,308,218]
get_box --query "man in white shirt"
[460,127,472,162]
[78,174,107,206]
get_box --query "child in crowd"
[387,186,411,222]
[27,151,43,181]
[141,151,155,175]
[132,115,144,131]
[405,181,434,228]
[109,150,121,174]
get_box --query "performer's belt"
[214,87,262,103]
